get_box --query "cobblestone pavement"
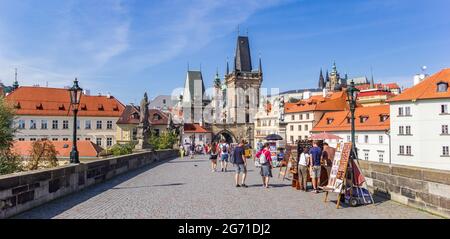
[16,155,438,219]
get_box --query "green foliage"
[0,96,16,151]
[148,130,177,150]
[288,97,300,103]
[110,142,136,156]
[0,151,22,175]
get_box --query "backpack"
[259,150,268,165]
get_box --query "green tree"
[148,130,177,150]
[0,97,22,175]
[109,142,136,156]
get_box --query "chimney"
[303,91,311,100]
[106,92,111,98]
[322,88,328,97]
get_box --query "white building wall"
[285,111,324,144]
[390,100,450,170]
[13,115,119,148]
[182,132,212,146]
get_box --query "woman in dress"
[209,142,218,172]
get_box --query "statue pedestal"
[135,124,151,150]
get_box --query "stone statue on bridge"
[135,92,152,150]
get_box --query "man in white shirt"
[298,148,309,191]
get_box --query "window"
[290,136,294,143]
[298,125,302,131]
[199,135,203,141]
[30,138,36,141]
[306,114,310,120]
[132,128,138,140]
[77,120,80,129]
[107,137,113,147]
[85,138,91,141]
[406,146,412,155]
[347,135,351,142]
[63,138,69,141]
[85,120,91,129]
[300,114,303,120]
[399,145,405,155]
[291,115,295,121]
[63,120,69,129]
[305,124,309,131]
[406,126,411,135]
[304,135,308,140]
[380,115,389,122]
[364,135,369,144]
[39,120,47,129]
[441,105,449,114]
[163,99,167,104]
[379,135,384,144]
[398,107,403,116]
[442,125,449,135]
[18,120,25,129]
[379,153,384,163]
[355,135,359,143]
[364,152,369,161]
[246,113,250,124]
[405,107,411,116]
[443,146,450,157]
[97,120,102,129]
[346,117,351,124]
[30,120,37,129]
[360,116,368,123]
[96,138,102,146]
[107,120,113,129]
[298,136,301,141]
[268,120,271,126]
[290,125,294,131]
[399,126,404,135]
[52,120,58,129]
[18,138,25,141]
[327,118,334,124]
[437,82,448,92]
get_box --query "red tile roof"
[117,106,169,125]
[12,140,103,158]
[357,90,394,98]
[285,91,348,113]
[5,86,125,117]
[389,68,450,102]
[356,83,400,91]
[183,123,211,133]
[312,105,390,132]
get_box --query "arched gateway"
[213,130,236,144]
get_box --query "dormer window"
[35,103,43,110]
[380,114,389,122]
[58,104,66,110]
[360,116,369,123]
[80,103,87,110]
[437,82,448,92]
[131,112,139,120]
[113,104,119,111]
[14,102,21,109]
[97,104,104,111]
[346,117,351,124]
[153,114,162,121]
[326,118,334,125]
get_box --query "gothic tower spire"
[234,36,252,72]
[319,68,325,89]
[13,68,19,90]
[258,54,262,75]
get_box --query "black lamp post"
[346,80,360,160]
[69,78,83,164]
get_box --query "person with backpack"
[190,143,195,159]
[209,142,219,172]
[233,140,248,188]
[256,143,273,188]
[219,140,229,172]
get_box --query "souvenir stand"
[264,134,284,168]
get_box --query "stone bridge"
[0,152,442,219]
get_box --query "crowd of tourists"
[179,138,335,191]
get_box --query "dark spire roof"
[326,70,330,82]
[234,36,252,72]
[13,68,19,90]
[319,69,325,89]
[370,68,375,88]
[258,55,262,74]
[226,58,230,75]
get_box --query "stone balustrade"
[358,160,450,218]
[0,149,178,219]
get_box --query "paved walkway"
[16,155,438,219]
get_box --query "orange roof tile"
[5,86,125,117]
[389,68,450,102]
[356,83,400,91]
[12,140,103,158]
[312,105,390,132]
[184,123,211,133]
[285,91,348,113]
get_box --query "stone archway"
[213,130,236,144]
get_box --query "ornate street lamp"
[346,80,360,160]
[68,78,83,164]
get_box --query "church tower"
[318,69,325,89]
[224,35,263,124]
[328,62,341,91]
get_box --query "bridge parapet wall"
[0,149,178,219]
[359,160,450,218]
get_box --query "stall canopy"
[310,132,342,141]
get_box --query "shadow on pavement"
[13,157,179,219]
[168,160,205,163]
[111,183,185,190]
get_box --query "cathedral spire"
[318,68,325,89]
[13,68,19,90]
[226,58,230,75]
[234,36,252,72]
[258,54,262,74]
[370,68,375,89]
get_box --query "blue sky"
[0,0,449,104]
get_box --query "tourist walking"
[233,140,248,187]
[219,140,229,172]
[209,142,219,172]
[190,143,195,159]
[256,143,273,188]
[179,144,185,159]
[308,141,322,193]
[298,147,309,191]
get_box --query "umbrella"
[265,134,283,141]
[310,132,342,140]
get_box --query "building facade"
[388,68,450,170]
[182,123,212,146]
[6,86,125,148]
[312,105,391,163]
